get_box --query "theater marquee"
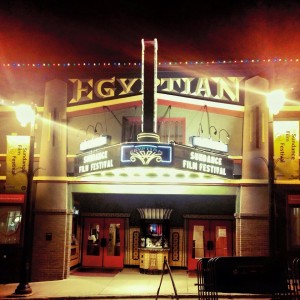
[75,144,121,175]
[74,142,233,179]
[172,144,233,178]
[121,144,172,166]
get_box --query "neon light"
[121,144,172,164]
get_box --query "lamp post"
[13,104,36,295]
[266,90,286,257]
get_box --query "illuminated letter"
[117,78,139,95]
[181,78,195,95]
[94,77,116,98]
[194,78,212,97]
[212,77,243,102]
[69,79,93,103]
[160,78,181,92]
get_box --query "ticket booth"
[138,208,173,274]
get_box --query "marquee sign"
[189,136,228,153]
[67,76,245,106]
[173,144,233,178]
[74,144,121,176]
[79,135,111,152]
[74,142,233,179]
[121,144,172,166]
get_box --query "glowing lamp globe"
[266,90,286,115]
[15,104,35,127]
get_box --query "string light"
[0,58,299,68]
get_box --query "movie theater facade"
[1,44,300,282]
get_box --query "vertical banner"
[6,135,30,193]
[274,121,299,179]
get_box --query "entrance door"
[187,219,233,270]
[82,217,124,268]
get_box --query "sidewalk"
[0,268,200,299]
[0,267,274,300]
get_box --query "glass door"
[187,219,233,271]
[82,217,124,269]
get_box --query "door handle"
[100,237,107,247]
[207,240,214,250]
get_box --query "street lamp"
[13,104,36,295]
[266,89,286,257]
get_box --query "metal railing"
[196,256,300,300]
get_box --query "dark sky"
[0,0,300,63]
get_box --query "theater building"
[0,40,300,282]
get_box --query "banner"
[274,121,299,180]
[6,136,30,193]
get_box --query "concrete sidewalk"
[0,267,275,300]
[0,268,200,299]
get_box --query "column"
[236,76,270,256]
[31,79,71,281]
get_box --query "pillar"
[31,79,71,281]
[236,76,270,256]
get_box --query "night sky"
[0,0,300,63]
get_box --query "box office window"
[0,205,22,244]
[122,117,185,144]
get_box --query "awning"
[137,208,173,220]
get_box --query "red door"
[82,217,124,269]
[187,219,233,271]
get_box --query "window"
[122,117,185,144]
[0,205,22,244]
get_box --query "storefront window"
[0,205,22,244]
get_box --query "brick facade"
[31,210,72,281]
[235,214,269,256]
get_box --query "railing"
[196,256,300,300]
